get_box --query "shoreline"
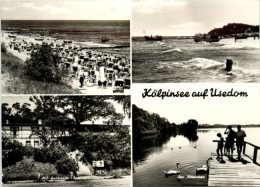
[1,31,131,94]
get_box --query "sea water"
[132,37,260,83]
[1,20,130,57]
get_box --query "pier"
[208,141,260,186]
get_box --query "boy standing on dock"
[216,133,224,162]
[236,125,246,160]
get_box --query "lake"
[132,38,260,83]
[133,127,260,186]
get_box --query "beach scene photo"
[1,0,130,94]
[132,84,260,186]
[132,0,259,83]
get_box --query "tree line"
[132,104,198,140]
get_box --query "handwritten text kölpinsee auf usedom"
[142,88,248,99]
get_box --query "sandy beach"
[1,32,131,94]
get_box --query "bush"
[24,44,64,83]
[34,145,67,164]
[55,156,78,175]
[1,42,7,53]
[2,137,24,168]
[2,158,58,181]
[81,132,131,170]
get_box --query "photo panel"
[132,0,259,83]
[2,95,131,185]
[132,83,260,186]
[1,0,131,95]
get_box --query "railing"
[243,141,260,164]
[213,140,260,165]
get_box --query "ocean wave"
[218,38,259,50]
[220,43,259,50]
[184,58,223,69]
[74,41,117,48]
[162,48,182,53]
[183,58,259,79]
[156,41,166,46]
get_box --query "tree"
[2,103,12,123]
[2,137,24,168]
[57,96,122,128]
[1,42,7,53]
[113,96,131,118]
[24,44,64,83]
[2,102,33,123]
[29,126,52,148]
[55,156,78,175]
[81,131,130,170]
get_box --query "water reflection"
[181,131,198,142]
[133,131,198,166]
[133,128,260,186]
[197,129,210,133]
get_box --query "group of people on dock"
[216,125,246,162]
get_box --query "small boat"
[194,33,205,42]
[204,34,220,43]
[143,30,162,41]
[145,35,163,41]
[101,36,109,42]
[194,33,220,43]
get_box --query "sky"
[132,83,260,125]
[133,0,259,36]
[1,0,130,20]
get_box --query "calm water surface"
[133,38,260,83]
[133,128,260,186]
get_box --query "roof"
[2,123,42,127]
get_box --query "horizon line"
[1,19,130,21]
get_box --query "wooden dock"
[208,154,260,186]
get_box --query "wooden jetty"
[208,141,260,186]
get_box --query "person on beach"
[79,74,85,87]
[216,133,224,162]
[235,125,246,160]
[224,126,236,158]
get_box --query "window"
[26,141,31,146]
[10,127,19,138]
[34,141,39,148]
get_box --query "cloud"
[1,0,129,20]
[170,22,202,29]
[133,0,187,14]
[1,7,14,11]
[21,2,34,8]
[33,4,69,14]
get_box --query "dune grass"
[1,52,79,94]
